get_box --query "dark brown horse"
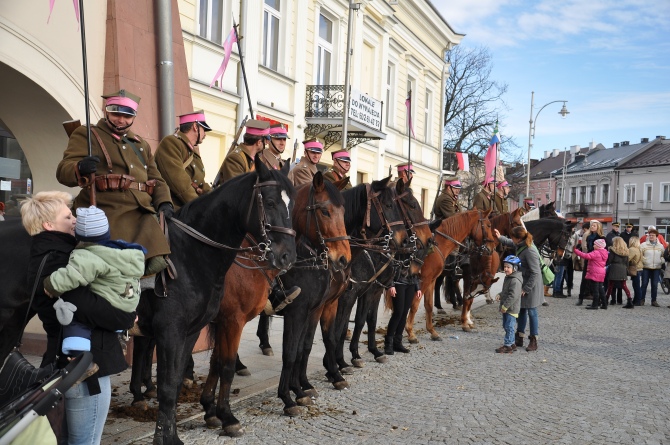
[197,172,350,436]
[405,209,496,342]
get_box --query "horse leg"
[235,354,250,376]
[299,307,329,395]
[153,330,197,445]
[349,290,370,367]
[330,287,357,372]
[422,280,441,341]
[129,336,154,407]
[279,305,308,416]
[256,312,273,356]
[214,320,246,437]
[143,337,157,397]
[461,298,475,332]
[200,330,221,429]
[366,289,387,363]
[320,299,349,390]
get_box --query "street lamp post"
[526,91,569,197]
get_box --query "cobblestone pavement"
[110,272,670,445]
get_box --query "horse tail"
[383,289,393,312]
[206,320,218,350]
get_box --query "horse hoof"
[261,347,274,356]
[333,380,350,390]
[220,424,245,437]
[375,355,388,364]
[143,388,157,399]
[236,368,251,377]
[182,378,194,389]
[296,396,312,406]
[131,400,148,411]
[205,416,222,429]
[437,308,447,315]
[408,337,419,344]
[304,388,318,398]
[430,335,443,341]
[351,359,365,368]
[340,366,355,375]
[284,406,301,417]
[462,326,472,332]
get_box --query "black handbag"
[0,254,55,408]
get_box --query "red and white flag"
[483,122,501,181]
[456,152,469,172]
[210,28,237,91]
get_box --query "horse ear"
[429,218,443,232]
[313,171,325,193]
[254,154,271,181]
[333,176,350,191]
[396,178,405,195]
[280,159,291,177]
[482,208,492,218]
[372,176,391,191]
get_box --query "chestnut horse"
[199,173,350,436]
[405,209,496,343]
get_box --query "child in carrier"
[43,206,146,380]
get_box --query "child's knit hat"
[75,206,110,242]
[594,239,606,249]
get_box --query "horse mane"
[322,180,345,207]
[438,210,477,238]
[341,183,367,231]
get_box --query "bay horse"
[404,209,496,343]
[199,173,350,436]
[135,156,297,445]
[330,183,434,371]
[523,218,576,260]
[265,178,408,417]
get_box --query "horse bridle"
[350,184,405,253]
[394,189,431,267]
[541,225,572,261]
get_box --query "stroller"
[0,351,92,445]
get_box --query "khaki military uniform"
[56,119,171,259]
[155,131,211,209]
[433,188,461,219]
[288,156,317,187]
[493,192,509,215]
[218,144,255,183]
[473,190,493,213]
[260,148,286,171]
[323,168,352,190]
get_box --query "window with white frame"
[262,0,280,71]
[644,183,652,202]
[579,186,586,204]
[406,77,416,134]
[424,90,433,145]
[198,0,224,45]
[589,185,596,204]
[661,183,670,202]
[601,183,609,204]
[316,14,333,85]
[385,63,395,127]
[624,184,636,203]
[570,187,576,204]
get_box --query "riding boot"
[144,255,168,276]
[623,298,634,309]
[526,336,538,352]
[393,335,410,353]
[515,332,524,348]
[264,285,301,315]
[384,336,394,355]
[567,288,572,297]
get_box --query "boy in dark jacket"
[496,256,523,353]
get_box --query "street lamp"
[525,91,569,197]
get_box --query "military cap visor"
[304,140,324,153]
[269,124,289,139]
[102,89,140,116]
[179,111,212,132]
[332,150,351,162]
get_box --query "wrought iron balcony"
[637,199,653,211]
[304,85,386,150]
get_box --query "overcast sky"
[432,0,670,162]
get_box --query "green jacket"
[44,243,145,313]
[433,189,461,219]
[218,144,255,183]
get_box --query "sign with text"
[349,89,382,131]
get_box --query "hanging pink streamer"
[47,0,80,25]
[210,28,237,91]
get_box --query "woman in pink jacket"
[574,238,609,310]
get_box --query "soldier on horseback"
[473,176,495,214]
[494,180,510,215]
[217,119,271,182]
[260,123,289,170]
[288,139,323,187]
[323,149,352,190]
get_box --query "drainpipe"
[157,0,175,138]
[614,170,620,223]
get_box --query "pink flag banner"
[483,123,500,180]
[456,152,469,172]
[47,0,80,25]
[405,93,416,138]
[210,28,237,91]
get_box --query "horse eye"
[320,209,330,217]
[267,200,275,208]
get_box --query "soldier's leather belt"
[95,174,155,195]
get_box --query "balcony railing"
[305,85,346,119]
[637,200,653,210]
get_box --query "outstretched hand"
[493,228,501,238]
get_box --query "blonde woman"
[605,237,630,306]
[627,236,642,307]
[576,220,605,306]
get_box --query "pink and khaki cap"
[102,89,140,116]
[332,149,351,162]
[396,162,414,173]
[269,123,289,139]
[178,110,211,132]
[444,178,462,188]
[481,176,495,186]
[303,139,324,153]
[245,120,271,137]
[496,180,509,188]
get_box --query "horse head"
[246,156,298,271]
[292,172,351,271]
[550,220,577,260]
[394,179,432,275]
[539,201,558,218]
[467,209,499,294]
